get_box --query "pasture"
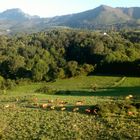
[0,76,140,139]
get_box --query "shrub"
[0,76,5,89]
[89,101,138,116]
[15,78,32,86]
[4,79,16,89]
[0,76,16,90]
[35,86,57,95]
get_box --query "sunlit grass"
[0,75,140,139]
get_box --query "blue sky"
[0,0,140,17]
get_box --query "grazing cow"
[48,100,54,103]
[57,100,68,107]
[58,104,64,107]
[5,104,10,108]
[73,107,79,112]
[125,95,133,100]
[128,111,134,116]
[75,101,84,106]
[4,104,15,108]
[59,101,68,104]
[41,104,48,109]
[85,109,91,113]
[129,95,133,98]
[61,107,66,111]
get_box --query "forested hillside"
[0,29,140,83]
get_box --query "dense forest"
[0,29,140,87]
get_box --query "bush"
[0,76,16,90]
[4,79,16,89]
[15,78,32,86]
[89,101,138,116]
[35,86,57,95]
[0,76,5,89]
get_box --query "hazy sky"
[0,0,140,17]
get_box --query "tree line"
[0,29,140,84]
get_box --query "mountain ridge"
[0,8,40,20]
[0,5,140,34]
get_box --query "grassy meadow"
[0,75,140,139]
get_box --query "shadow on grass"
[25,101,140,117]
[54,86,140,97]
[25,104,98,116]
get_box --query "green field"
[0,76,140,139]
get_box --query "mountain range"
[0,5,140,34]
